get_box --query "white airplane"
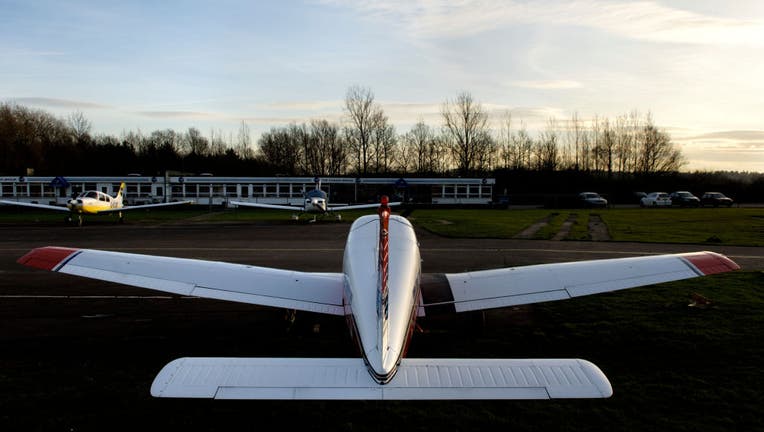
[0,182,193,226]
[17,196,739,400]
[230,179,400,221]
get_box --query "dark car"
[578,192,608,208]
[701,192,734,207]
[669,191,700,207]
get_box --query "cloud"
[673,130,764,152]
[5,97,111,109]
[511,80,583,90]
[265,100,343,111]
[135,111,224,120]
[321,0,764,46]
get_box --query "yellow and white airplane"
[0,182,193,225]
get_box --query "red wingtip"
[17,246,80,271]
[681,251,741,275]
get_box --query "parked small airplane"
[0,182,193,226]
[230,179,400,221]
[17,197,739,400]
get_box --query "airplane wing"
[328,202,402,211]
[18,246,345,315]
[96,200,194,213]
[229,201,303,211]
[421,252,739,313]
[151,357,612,400]
[0,200,71,212]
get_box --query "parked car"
[669,191,700,207]
[640,192,672,207]
[701,192,734,207]
[578,192,608,208]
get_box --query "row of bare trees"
[1,88,685,177]
[258,88,684,176]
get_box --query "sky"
[1,0,763,172]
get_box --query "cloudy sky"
[2,0,763,172]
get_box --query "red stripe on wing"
[17,246,80,271]
[681,251,740,275]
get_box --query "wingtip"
[681,251,741,275]
[17,246,80,271]
[576,359,614,398]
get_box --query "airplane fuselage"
[342,213,421,383]
[303,189,328,214]
[67,191,121,214]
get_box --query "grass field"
[2,206,763,247]
[409,207,764,246]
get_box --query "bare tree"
[369,112,396,174]
[511,122,534,170]
[67,110,92,143]
[235,121,254,159]
[401,121,439,174]
[535,118,560,171]
[637,114,685,173]
[257,126,300,175]
[310,119,347,175]
[183,127,209,156]
[566,112,584,170]
[441,91,491,175]
[344,85,385,175]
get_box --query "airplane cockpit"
[305,189,327,200]
[76,191,112,202]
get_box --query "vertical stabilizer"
[115,182,126,208]
[377,196,390,358]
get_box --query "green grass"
[3,206,764,246]
[567,212,591,240]
[408,209,553,238]
[598,208,764,246]
[532,212,564,239]
[409,207,764,246]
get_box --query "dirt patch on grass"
[588,214,611,241]
[552,213,578,241]
[513,214,551,239]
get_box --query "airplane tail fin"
[377,196,390,357]
[115,182,126,207]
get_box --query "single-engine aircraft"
[0,182,193,226]
[17,196,739,400]
[230,179,400,221]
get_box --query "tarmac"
[1,221,762,430]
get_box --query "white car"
[640,192,672,207]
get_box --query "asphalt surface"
[1,221,762,431]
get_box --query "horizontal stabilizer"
[151,357,612,400]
